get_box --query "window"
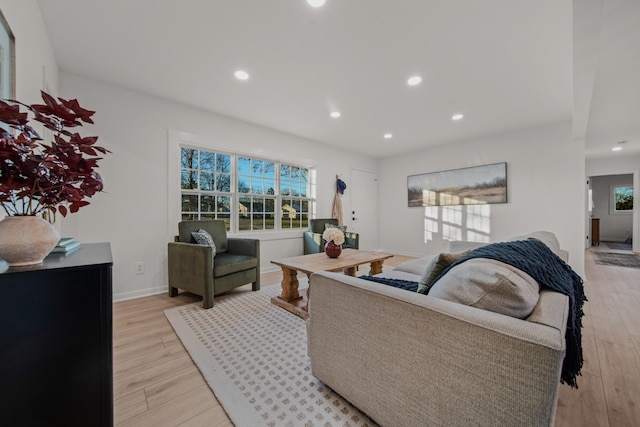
[280,165,310,229]
[180,148,232,227]
[613,186,633,212]
[180,146,312,231]
[238,157,276,231]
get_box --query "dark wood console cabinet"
[0,243,113,426]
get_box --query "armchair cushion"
[213,253,258,278]
[324,223,347,232]
[179,220,228,253]
[310,218,338,234]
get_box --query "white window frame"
[610,185,634,215]
[168,131,315,236]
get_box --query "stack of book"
[51,237,81,254]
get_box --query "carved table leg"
[271,266,308,319]
[369,260,384,275]
[344,266,357,276]
[279,266,301,302]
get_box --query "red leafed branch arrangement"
[0,91,110,217]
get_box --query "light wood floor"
[113,250,640,426]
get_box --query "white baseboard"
[600,237,628,243]
[261,264,280,273]
[113,286,166,302]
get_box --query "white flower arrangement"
[322,227,345,245]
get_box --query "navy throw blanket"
[357,275,419,292]
[430,240,586,388]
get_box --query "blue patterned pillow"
[325,223,347,232]
[191,229,217,258]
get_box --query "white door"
[349,169,377,250]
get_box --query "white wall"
[0,0,59,220]
[591,174,633,242]
[376,122,586,276]
[59,72,377,301]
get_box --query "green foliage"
[615,187,633,211]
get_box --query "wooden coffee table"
[270,249,394,319]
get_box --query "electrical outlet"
[135,262,145,275]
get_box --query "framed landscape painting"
[408,162,507,207]
[0,10,14,104]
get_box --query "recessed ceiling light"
[612,140,627,151]
[452,113,464,121]
[234,70,249,81]
[407,76,422,86]
[307,0,326,7]
[384,133,393,139]
[330,111,341,118]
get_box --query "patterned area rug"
[593,252,640,268]
[602,241,633,251]
[164,284,377,427]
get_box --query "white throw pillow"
[428,258,540,319]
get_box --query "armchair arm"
[227,238,261,291]
[227,238,260,258]
[167,242,214,299]
[304,231,324,254]
[344,231,359,250]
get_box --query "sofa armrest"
[308,271,567,427]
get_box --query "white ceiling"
[35,0,640,159]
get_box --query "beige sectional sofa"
[307,234,570,426]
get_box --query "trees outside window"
[180,147,312,231]
[614,187,634,212]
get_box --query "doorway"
[587,171,639,253]
[349,169,377,250]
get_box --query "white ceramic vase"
[0,216,60,266]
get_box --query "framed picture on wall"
[408,162,508,207]
[0,9,15,104]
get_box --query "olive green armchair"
[303,218,359,254]
[168,220,260,308]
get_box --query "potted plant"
[0,91,110,266]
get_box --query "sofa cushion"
[510,231,561,256]
[191,229,217,258]
[392,255,437,276]
[428,258,540,319]
[417,251,469,294]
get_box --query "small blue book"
[51,240,81,253]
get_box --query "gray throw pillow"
[417,251,470,294]
[428,258,540,319]
[191,229,217,259]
